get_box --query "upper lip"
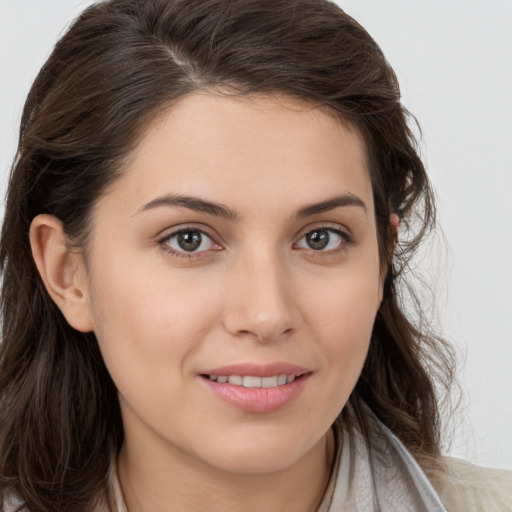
[201,362,310,378]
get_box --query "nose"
[222,249,297,343]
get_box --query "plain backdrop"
[0,0,511,471]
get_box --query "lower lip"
[200,374,310,413]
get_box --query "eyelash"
[157,226,352,260]
[158,227,219,260]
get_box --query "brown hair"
[0,0,454,509]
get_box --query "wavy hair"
[0,0,454,509]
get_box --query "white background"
[1,0,511,471]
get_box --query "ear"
[29,214,94,333]
[377,213,400,305]
[390,213,400,246]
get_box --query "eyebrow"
[296,193,367,219]
[138,192,367,220]
[139,194,239,220]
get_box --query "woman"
[0,0,510,510]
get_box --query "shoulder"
[432,456,512,512]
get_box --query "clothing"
[316,413,448,511]
[103,408,511,511]
[316,411,512,511]
[5,410,512,511]
[432,456,512,511]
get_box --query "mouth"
[201,373,299,388]
[199,365,311,413]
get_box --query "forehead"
[101,92,374,218]
[143,92,369,168]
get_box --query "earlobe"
[29,214,94,333]
[390,213,400,247]
[377,213,400,306]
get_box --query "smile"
[201,369,310,413]
[207,374,296,387]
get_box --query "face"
[83,93,382,474]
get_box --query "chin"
[200,432,316,475]
[212,454,300,475]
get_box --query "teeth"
[243,376,261,387]
[208,373,298,388]
[262,376,278,388]
[228,375,243,385]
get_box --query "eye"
[161,229,218,254]
[295,228,346,251]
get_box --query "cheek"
[87,256,222,391]
[303,251,380,339]
[91,250,217,333]
[312,288,376,382]
[300,256,380,387]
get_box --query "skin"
[30,93,392,511]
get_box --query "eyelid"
[157,225,223,256]
[293,224,352,254]
[156,223,220,242]
[294,222,352,242]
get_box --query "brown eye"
[162,229,217,253]
[296,228,345,251]
[177,231,202,251]
[305,229,330,250]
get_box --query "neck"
[117,428,335,512]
